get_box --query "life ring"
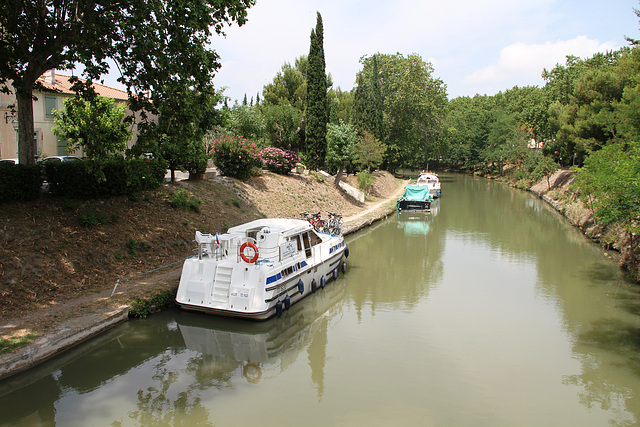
[243,363,262,383]
[240,242,259,263]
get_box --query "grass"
[0,331,41,355]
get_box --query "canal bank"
[0,173,406,381]
[527,168,638,282]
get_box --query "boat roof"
[227,218,312,235]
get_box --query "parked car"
[39,156,82,164]
[0,158,18,164]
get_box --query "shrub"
[0,163,43,202]
[259,146,299,175]
[169,188,202,212]
[128,289,175,318]
[44,158,167,199]
[356,170,375,194]
[209,135,261,181]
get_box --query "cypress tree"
[305,12,328,170]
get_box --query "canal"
[2,173,640,426]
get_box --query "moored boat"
[416,171,441,198]
[175,218,349,320]
[396,184,434,212]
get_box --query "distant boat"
[396,184,434,212]
[175,218,349,320]
[416,171,441,198]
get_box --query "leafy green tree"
[52,92,131,160]
[357,53,447,171]
[353,54,384,140]
[262,105,303,150]
[262,57,307,110]
[354,131,386,172]
[444,95,496,169]
[529,151,558,189]
[572,140,640,234]
[326,121,357,185]
[134,88,223,182]
[0,0,255,165]
[305,12,328,170]
[226,104,266,142]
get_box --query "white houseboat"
[175,218,349,320]
[416,171,441,198]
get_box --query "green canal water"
[2,173,640,426]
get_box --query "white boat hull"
[175,218,349,320]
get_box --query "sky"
[206,0,639,102]
[95,0,640,102]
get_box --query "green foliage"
[326,121,357,176]
[128,289,176,319]
[169,189,202,212]
[305,12,328,170]
[353,55,384,140]
[261,104,303,150]
[2,0,256,165]
[0,163,42,202]
[357,53,448,171]
[44,158,167,199]
[262,57,308,110]
[78,207,119,227]
[259,147,299,175]
[52,93,131,160]
[354,131,386,171]
[209,135,261,181]
[356,170,375,194]
[571,141,640,233]
[226,104,266,141]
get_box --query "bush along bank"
[527,169,640,283]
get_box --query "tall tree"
[0,0,255,164]
[305,12,328,170]
[357,53,447,171]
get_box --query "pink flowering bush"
[259,147,300,175]
[209,135,261,181]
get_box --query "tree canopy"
[0,0,255,164]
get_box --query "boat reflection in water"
[0,279,347,426]
[176,276,346,385]
[397,199,439,236]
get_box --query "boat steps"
[211,265,233,303]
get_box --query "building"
[0,71,132,161]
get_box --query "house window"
[45,95,56,119]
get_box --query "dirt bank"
[0,170,405,378]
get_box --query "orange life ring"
[240,242,259,263]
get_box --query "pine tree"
[305,12,328,170]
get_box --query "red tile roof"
[37,72,129,101]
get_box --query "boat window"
[282,265,294,277]
[301,232,312,258]
[246,227,261,240]
[291,235,302,251]
[308,230,322,247]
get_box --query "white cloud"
[464,35,619,90]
